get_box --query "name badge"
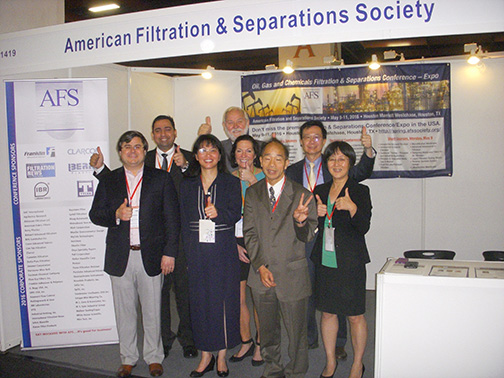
[130,207,140,229]
[235,218,243,238]
[199,219,215,243]
[324,226,335,251]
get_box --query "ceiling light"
[384,50,406,62]
[265,64,278,70]
[368,54,381,70]
[464,43,484,65]
[283,60,294,74]
[89,4,120,13]
[201,65,214,79]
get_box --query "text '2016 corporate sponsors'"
[64,1,436,53]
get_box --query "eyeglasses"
[198,147,218,154]
[122,144,144,151]
[302,134,323,142]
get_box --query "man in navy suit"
[90,116,197,359]
[285,120,375,358]
[89,130,180,378]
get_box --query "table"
[375,258,504,378]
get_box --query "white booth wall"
[1,56,503,350]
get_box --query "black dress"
[179,172,242,351]
[312,178,372,316]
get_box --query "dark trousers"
[305,239,347,347]
[161,248,194,349]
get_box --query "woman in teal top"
[229,135,264,366]
[312,141,372,378]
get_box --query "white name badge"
[130,207,140,229]
[199,219,215,243]
[235,218,243,238]
[324,226,335,251]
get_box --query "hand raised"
[198,116,212,136]
[173,145,187,167]
[116,198,133,221]
[316,194,327,217]
[293,193,313,224]
[335,188,357,216]
[204,197,218,219]
[89,146,104,169]
[361,126,373,157]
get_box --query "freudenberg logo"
[67,147,97,155]
[77,181,94,197]
[26,163,56,178]
[68,162,93,173]
[34,182,50,198]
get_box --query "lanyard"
[326,199,337,227]
[125,173,143,204]
[157,153,174,172]
[271,177,286,213]
[304,161,322,192]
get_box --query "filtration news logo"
[26,163,56,178]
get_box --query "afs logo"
[77,181,94,197]
[34,182,50,198]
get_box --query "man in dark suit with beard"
[89,130,180,377]
[90,115,197,359]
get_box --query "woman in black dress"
[179,134,242,377]
[312,141,372,378]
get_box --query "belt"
[130,245,141,250]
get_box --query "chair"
[403,250,456,260]
[482,251,504,261]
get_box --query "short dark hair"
[116,130,148,153]
[187,134,227,175]
[151,115,175,131]
[299,120,327,140]
[230,135,261,168]
[261,138,289,160]
[323,141,356,167]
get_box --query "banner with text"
[1,0,503,75]
[242,63,452,178]
[6,78,118,349]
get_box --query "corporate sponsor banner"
[241,63,452,178]
[6,79,118,349]
[0,0,503,75]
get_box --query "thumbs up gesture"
[315,194,327,217]
[361,126,373,157]
[173,145,188,167]
[198,116,212,136]
[204,196,218,219]
[89,146,104,169]
[116,198,133,221]
[335,188,357,217]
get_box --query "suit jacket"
[312,178,371,267]
[95,144,192,192]
[243,176,318,301]
[285,151,375,185]
[89,165,180,277]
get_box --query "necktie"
[161,153,168,171]
[308,162,316,189]
[269,186,276,209]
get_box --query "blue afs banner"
[241,63,452,178]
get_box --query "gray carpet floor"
[4,291,376,378]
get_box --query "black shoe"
[251,337,264,366]
[217,354,229,377]
[319,361,338,378]
[361,364,365,378]
[229,339,254,362]
[189,355,215,377]
[183,345,198,358]
[335,346,347,360]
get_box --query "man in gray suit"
[244,139,318,378]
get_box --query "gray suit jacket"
[243,176,318,301]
